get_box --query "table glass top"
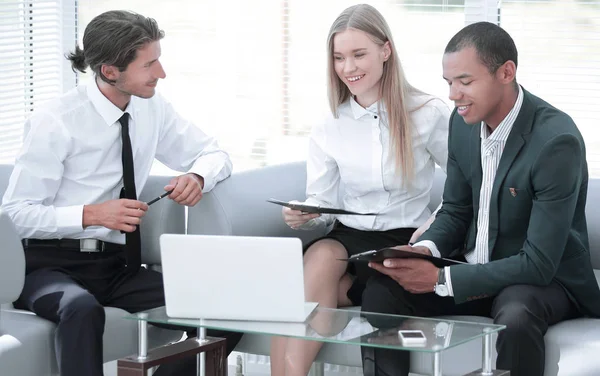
[125,306,504,353]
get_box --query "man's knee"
[493,285,542,334]
[59,292,105,323]
[361,275,410,329]
[362,275,394,311]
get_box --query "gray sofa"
[2,161,600,376]
[0,164,184,376]
[188,161,600,376]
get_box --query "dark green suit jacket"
[420,88,600,317]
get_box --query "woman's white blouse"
[304,94,450,231]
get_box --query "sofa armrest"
[139,175,186,266]
[188,162,327,245]
[0,209,25,305]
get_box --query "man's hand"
[368,245,439,294]
[83,199,148,232]
[165,173,204,207]
[387,244,432,256]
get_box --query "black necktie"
[118,113,141,272]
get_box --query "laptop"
[159,234,319,322]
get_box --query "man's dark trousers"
[360,274,578,376]
[15,245,242,376]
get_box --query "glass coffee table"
[118,306,509,376]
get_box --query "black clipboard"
[341,248,466,268]
[267,198,376,216]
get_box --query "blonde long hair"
[327,4,426,182]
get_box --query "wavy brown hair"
[327,4,428,182]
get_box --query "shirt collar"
[349,96,387,120]
[86,77,133,127]
[480,85,524,141]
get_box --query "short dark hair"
[444,22,518,74]
[66,10,164,84]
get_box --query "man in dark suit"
[360,22,600,376]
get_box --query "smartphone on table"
[398,330,427,346]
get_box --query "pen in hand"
[146,190,174,206]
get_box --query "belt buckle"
[80,239,102,252]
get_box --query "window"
[2,0,600,176]
[77,0,465,175]
[499,0,600,176]
[0,0,76,164]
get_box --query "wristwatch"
[434,268,449,297]
[434,322,450,338]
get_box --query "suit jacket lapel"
[471,124,482,214]
[488,89,535,252]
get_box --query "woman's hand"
[282,202,321,229]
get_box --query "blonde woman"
[270,4,450,375]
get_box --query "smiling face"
[100,40,166,107]
[442,46,516,128]
[332,28,390,107]
[113,41,166,99]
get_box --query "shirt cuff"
[188,156,231,193]
[445,266,455,297]
[188,166,214,193]
[55,205,85,234]
[412,240,441,258]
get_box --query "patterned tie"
[118,113,141,272]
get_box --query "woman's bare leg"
[281,239,354,376]
[270,335,288,376]
[270,273,353,376]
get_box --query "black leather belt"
[22,238,125,253]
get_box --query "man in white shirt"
[360,22,600,376]
[1,10,241,376]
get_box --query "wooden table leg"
[117,336,227,376]
[205,338,227,376]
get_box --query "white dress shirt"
[2,78,232,243]
[302,94,450,231]
[418,86,524,296]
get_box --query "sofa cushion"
[543,317,600,376]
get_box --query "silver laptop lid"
[160,234,307,322]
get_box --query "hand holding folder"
[267,198,376,216]
[340,247,466,268]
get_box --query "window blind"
[0,0,76,164]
